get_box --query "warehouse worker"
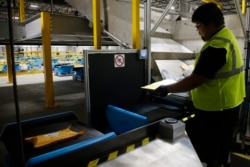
[154,3,245,167]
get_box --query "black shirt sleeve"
[193,46,227,79]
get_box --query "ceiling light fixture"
[30,4,39,8]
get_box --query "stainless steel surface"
[155,60,188,80]
[98,134,203,167]
[0,21,24,41]
[0,13,117,46]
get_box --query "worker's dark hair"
[192,3,225,27]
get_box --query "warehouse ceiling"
[0,0,247,45]
[0,0,78,21]
[0,0,245,22]
[148,0,240,15]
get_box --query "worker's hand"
[153,85,169,97]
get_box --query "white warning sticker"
[114,54,125,67]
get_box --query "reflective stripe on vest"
[212,36,244,79]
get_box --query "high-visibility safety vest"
[191,27,246,111]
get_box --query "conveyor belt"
[142,107,184,122]
[0,111,115,167]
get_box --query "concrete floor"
[0,74,86,125]
[0,74,249,167]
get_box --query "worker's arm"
[167,73,208,93]
[153,73,208,96]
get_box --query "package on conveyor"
[25,125,84,148]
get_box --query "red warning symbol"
[114,54,125,67]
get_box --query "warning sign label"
[114,54,125,67]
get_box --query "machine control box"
[158,118,185,139]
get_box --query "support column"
[93,0,101,49]
[5,45,13,83]
[40,12,57,108]
[19,0,25,22]
[242,0,246,14]
[132,0,140,49]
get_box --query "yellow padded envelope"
[25,125,84,148]
[141,79,176,90]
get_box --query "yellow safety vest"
[191,27,245,111]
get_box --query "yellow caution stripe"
[182,114,195,122]
[87,159,99,167]
[108,151,119,161]
[126,144,135,152]
[87,137,151,166]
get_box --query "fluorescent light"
[30,4,39,8]
[12,16,19,20]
